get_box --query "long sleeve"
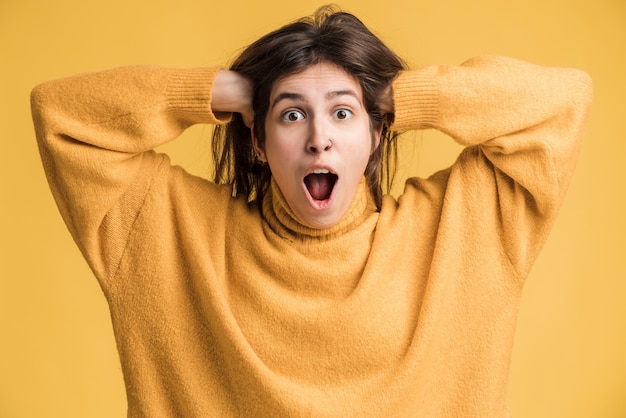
[30,66,231,280]
[391,55,593,276]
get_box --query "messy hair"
[212,5,405,209]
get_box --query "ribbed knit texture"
[264,177,376,241]
[31,56,592,417]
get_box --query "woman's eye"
[333,109,353,120]
[282,110,305,122]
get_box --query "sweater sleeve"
[391,55,593,276]
[30,66,231,279]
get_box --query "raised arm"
[390,56,593,275]
[30,66,251,276]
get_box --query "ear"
[251,123,267,162]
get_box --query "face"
[253,62,381,229]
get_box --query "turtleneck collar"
[262,177,377,242]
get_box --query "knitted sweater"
[31,56,592,417]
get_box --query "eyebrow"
[271,89,360,110]
[271,92,305,109]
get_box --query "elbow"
[30,82,48,113]
[571,68,594,111]
[557,68,593,138]
[571,69,594,139]
[30,81,59,143]
[30,82,49,129]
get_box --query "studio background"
[1,0,624,416]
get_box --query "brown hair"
[212,5,405,209]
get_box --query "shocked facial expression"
[254,62,381,230]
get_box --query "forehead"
[270,62,362,100]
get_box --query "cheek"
[263,132,299,167]
[265,121,309,155]
[347,129,376,166]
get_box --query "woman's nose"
[306,120,333,153]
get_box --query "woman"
[31,6,592,417]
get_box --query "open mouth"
[304,169,338,202]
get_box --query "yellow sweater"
[31,56,592,417]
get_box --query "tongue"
[305,174,333,201]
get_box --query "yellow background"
[1,0,624,416]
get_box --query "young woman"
[31,6,592,417]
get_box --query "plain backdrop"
[1,0,624,416]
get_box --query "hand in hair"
[378,84,395,117]
[211,69,254,127]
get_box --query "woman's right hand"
[211,70,254,127]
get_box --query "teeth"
[312,168,330,174]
